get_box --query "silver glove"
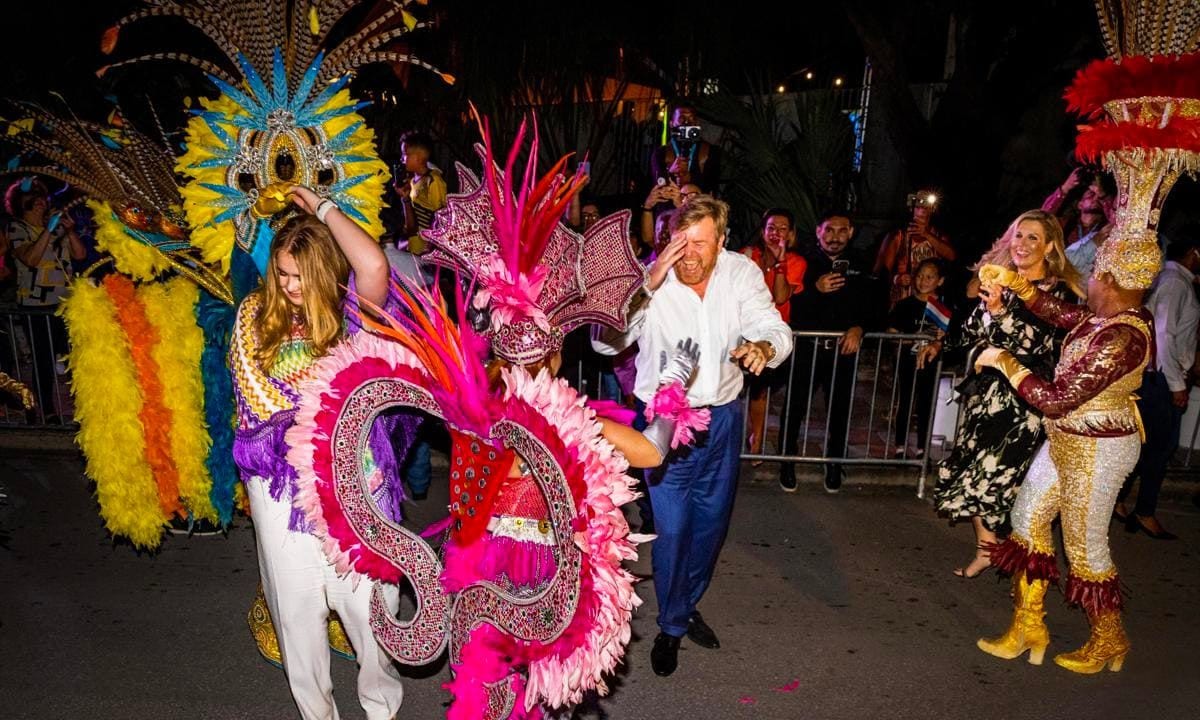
[657,338,701,387]
[642,415,676,461]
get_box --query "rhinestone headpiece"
[422,116,646,365]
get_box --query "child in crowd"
[887,258,949,458]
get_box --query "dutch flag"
[924,298,952,332]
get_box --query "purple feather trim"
[233,409,313,532]
[367,411,424,523]
[344,270,404,336]
[233,409,298,498]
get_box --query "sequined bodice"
[1049,312,1151,436]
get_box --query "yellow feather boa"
[61,278,167,549]
[87,199,173,282]
[140,279,219,524]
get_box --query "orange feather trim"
[104,275,185,518]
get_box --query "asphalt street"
[1,452,1197,719]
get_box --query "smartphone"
[831,259,850,275]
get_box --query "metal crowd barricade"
[0,306,75,429]
[739,331,945,497]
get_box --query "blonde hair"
[254,215,351,369]
[975,209,1085,298]
[668,194,729,241]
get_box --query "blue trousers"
[403,438,432,495]
[646,400,743,637]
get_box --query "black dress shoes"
[650,632,681,676]
[686,612,720,649]
[823,464,843,494]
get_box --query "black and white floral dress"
[932,281,1073,532]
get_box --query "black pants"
[893,352,938,450]
[779,340,857,460]
[633,397,653,529]
[1119,371,1182,516]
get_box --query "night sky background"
[2,0,1197,259]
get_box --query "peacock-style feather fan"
[1093,0,1200,60]
[0,101,232,302]
[97,0,454,277]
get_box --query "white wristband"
[315,199,337,224]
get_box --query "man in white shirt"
[1115,233,1200,539]
[593,196,792,677]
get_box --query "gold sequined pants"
[1008,431,1141,581]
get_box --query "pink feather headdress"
[421,110,646,365]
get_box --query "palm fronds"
[702,83,855,244]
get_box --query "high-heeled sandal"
[953,547,993,579]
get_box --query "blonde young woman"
[917,209,1084,578]
[229,185,403,720]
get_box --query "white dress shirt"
[1146,259,1199,392]
[592,250,793,406]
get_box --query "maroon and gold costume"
[974,262,1155,674]
[970,0,1199,674]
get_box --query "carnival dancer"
[972,231,1159,673]
[286,114,711,719]
[230,184,410,719]
[377,281,706,719]
[970,0,1200,674]
[417,117,711,716]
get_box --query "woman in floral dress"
[918,210,1083,577]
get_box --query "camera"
[831,259,850,275]
[671,125,702,143]
[905,191,939,211]
[670,125,702,154]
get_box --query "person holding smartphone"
[6,178,86,420]
[779,210,880,493]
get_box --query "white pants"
[246,477,404,720]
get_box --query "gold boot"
[247,586,283,669]
[1054,610,1129,673]
[327,614,357,661]
[977,572,1050,665]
